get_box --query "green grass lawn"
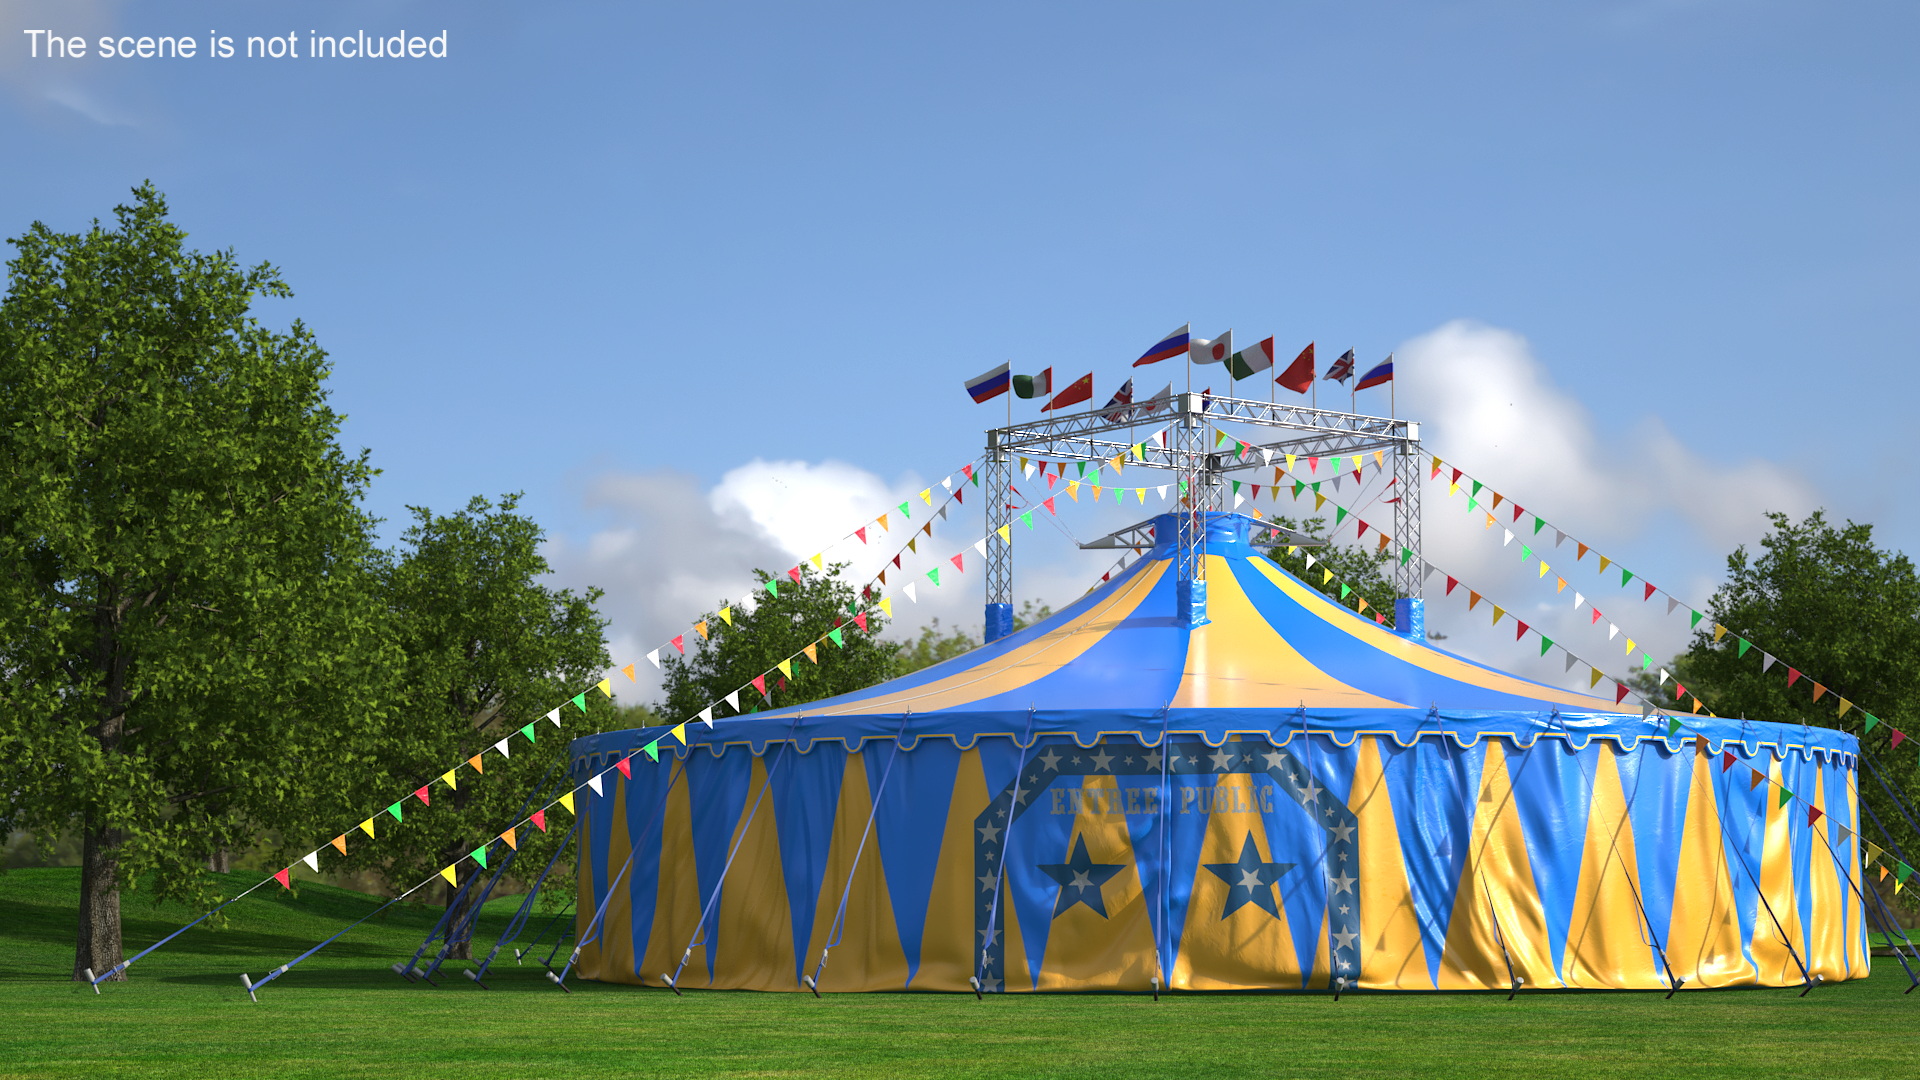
[3,866,1918,1079]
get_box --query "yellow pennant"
[1712,623,1728,643]
[1837,698,1853,718]
[1322,569,1333,585]
[359,819,376,839]
[811,552,824,570]
[441,770,458,791]
[880,597,892,617]
[777,659,793,678]
[804,643,818,664]
[1589,668,1606,689]
[719,606,733,626]
[1491,606,1505,626]
[1868,842,1883,863]
[1598,555,1612,575]
[1448,482,1459,496]
[920,488,933,505]
[1625,639,1636,656]
[1373,450,1384,469]
[671,724,687,744]
[908,537,918,553]
[439,865,458,886]
[559,791,575,815]
[597,678,613,697]
[501,827,517,851]
[1136,487,1146,502]
[998,524,1011,543]
[878,513,890,532]
[1539,562,1550,578]
[1314,494,1327,511]
[330,835,348,856]
[468,754,484,774]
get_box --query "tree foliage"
[0,184,398,979]
[1265,514,1401,626]
[658,564,894,722]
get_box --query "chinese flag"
[1042,372,1094,412]
[1276,342,1315,393]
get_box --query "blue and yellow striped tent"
[569,513,1864,992]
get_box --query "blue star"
[1038,835,1125,918]
[1203,833,1293,919]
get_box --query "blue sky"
[4,1,1914,697]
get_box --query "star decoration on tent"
[1038,835,1125,918]
[1203,832,1293,919]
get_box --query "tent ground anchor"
[464,969,490,990]
[1668,976,1687,1000]
[543,969,571,994]
[239,973,257,1003]
[968,975,982,1001]
[1798,974,1820,998]
[83,968,99,994]
[1151,974,1160,1002]
[661,972,681,997]
[389,962,418,983]
[1333,976,1346,1002]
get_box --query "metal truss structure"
[980,392,1422,639]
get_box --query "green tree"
[0,185,397,980]
[364,496,613,957]
[659,564,895,721]
[1266,514,1401,625]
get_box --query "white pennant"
[1658,668,1671,686]
[587,774,603,796]
[1502,529,1514,546]
[1304,553,1317,569]
[1554,530,1567,547]
[904,582,918,603]
[1565,652,1580,672]
[1762,653,1777,672]
[973,538,987,557]
[546,708,562,727]
[302,851,319,872]
[1574,592,1586,610]
[1158,485,1169,499]
[1667,597,1681,615]
[646,649,660,668]
[699,708,714,728]
[942,476,953,491]
[1261,447,1274,465]
[1608,623,1620,640]
[1234,494,1245,509]
[725,690,740,711]
[740,592,758,614]
[494,738,511,758]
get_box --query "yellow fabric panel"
[1803,763,1848,984]
[1349,736,1434,989]
[637,766,703,987]
[1665,743,1751,988]
[712,755,796,990]
[915,747,991,992]
[1174,555,1405,710]
[1246,558,1617,711]
[807,753,911,991]
[1563,743,1663,988]
[1170,773,1301,990]
[807,562,1167,716]
[574,773,633,984]
[1436,739,1556,989]
[1844,771,1869,976]
[1037,774,1160,990]
[1750,754,1804,984]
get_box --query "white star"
[1141,750,1164,770]
[1300,777,1322,804]
[979,924,1000,946]
[1187,756,1199,766]
[1209,749,1236,771]
[1238,868,1264,889]
[1333,929,1357,951]
[1091,749,1115,772]
[1012,786,1029,806]
[1338,959,1351,971]
[1331,823,1355,843]
[1338,904,1351,915]
[1070,756,1082,765]
[978,874,997,893]
[1070,869,1094,892]
[978,822,1001,843]
[1331,873,1355,895]
[979,974,1001,992]
[1038,749,1062,771]
[1262,750,1286,770]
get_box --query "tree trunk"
[441,783,479,960]
[73,811,125,981]
[207,848,231,874]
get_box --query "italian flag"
[1227,336,1275,380]
[1013,367,1052,399]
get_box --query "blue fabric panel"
[1621,741,1690,961]
[1380,737,1483,985]
[622,757,678,978]
[1005,764,1081,987]
[683,746,758,983]
[1159,746,1217,971]
[582,757,618,921]
[1118,767,1176,977]
[1278,737,1347,977]
[864,738,962,986]
[1714,751,1768,970]
[1503,737,1594,981]
[1786,753,1817,959]
[769,743,848,985]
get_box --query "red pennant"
[854,612,869,632]
[1515,620,1529,641]
[1044,496,1057,514]
[1786,668,1801,687]
[856,527,868,544]
[752,674,767,695]
[671,635,685,654]
[1721,751,1736,772]
[1589,607,1603,624]
[1675,683,1688,699]
[1251,484,1261,499]
[787,566,802,583]
[962,464,974,482]
[953,487,963,505]
[778,676,787,691]
[1807,805,1823,827]
[892,555,902,569]
[1310,456,1321,472]
[1450,467,1462,484]
[274,868,291,889]
[1512,504,1524,523]
[1893,729,1908,749]
[1445,576,1459,596]
[1356,521,1369,539]
[1614,683,1630,705]
[415,785,430,806]
[1374,613,1385,624]
[1643,583,1657,601]
[615,757,631,779]
[951,553,964,572]
[531,809,548,832]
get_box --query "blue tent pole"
[473,820,580,982]
[805,717,911,994]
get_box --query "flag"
[1191,329,1233,365]
[1276,342,1314,393]
[1227,336,1275,380]
[1325,349,1356,383]
[965,362,1011,403]
[1101,378,1135,421]
[1133,324,1190,366]
[1356,355,1394,390]
[1043,372,1094,412]
[1140,383,1173,414]
[1013,367,1052,399]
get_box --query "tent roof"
[577,513,1855,762]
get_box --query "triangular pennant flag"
[804,642,819,663]
[520,723,536,743]
[1721,751,1736,773]
[302,851,319,872]
[1589,668,1606,689]
[719,606,733,626]
[502,827,518,851]
[1598,555,1612,574]
[387,802,404,823]
[1667,716,1682,738]
[1892,729,1907,749]
[1712,624,1728,643]
[927,567,941,586]
[273,868,292,889]
[951,552,965,573]
[572,691,588,711]
[1807,805,1823,827]
[1864,713,1880,733]
[671,722,688,743]
[646,649,660,669]
[470,847,488,870]
[1468,590,1482,610]
[1778,785,1794,809]
[904,581,918,603]
[1811,682,1827,703]
[532,809,548,832]
[438,866,457,887]
[641,741,659,762]
[560,792,575,814]
[753,674,767,695]
[694,620,709,641]
[1836,698,1853,719]
[1786,668,1801,687]
[441,769,458,790]
[1749,766,1766,791]
[829,628,845,647]
[469,754,484,773]
[359,818,376,838]
[1540,636,1553,656]
[1615,683,1630,705]
[1761,653,1777,672]
[587,774,604,796]
[330,834,348,856]
[615,757,631,779]
[415,786,431,807]
[494,738,510,758]
[547,708,563,728]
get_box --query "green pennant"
[1311,482,1322,494]
[1864,714,1880,733]
[1899,863,1914,885]
[520,723,536,743]
[764,579,779,598]
[642,740,660,762]
[571,692,587,712]
[1231,480,1241,495]
[1642,654,1654,670]
[1520,544,1532,562]
[1620,568,1633,587]
[1533,517,1547,535]
[1077,462,1087,479]
[847,599,858,614]
[471,846,488,870]
[1736,639,1752,659]
[1339,584,1352,601]
[1689,611,1702,629]
[1778,786,1794,809]
[1466,497,1478,514]
[1178,480,1188,495]
[387,802,404,823]
[898,501,911,520]
[1470,480,1483,497]
[972,469,982,486]
[829,628,844,648]
[927,567,940,586]
[1021,510,1034,529]
[1667,717,1682,738]
[1292,481,1305,497]
[1335,506,1348,525]
[1539,637,1553,656]
[1399,548,1413,567]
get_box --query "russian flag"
[1132,324,1190,367]
[1356,355,1394,391]
[965,362,1011,403]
